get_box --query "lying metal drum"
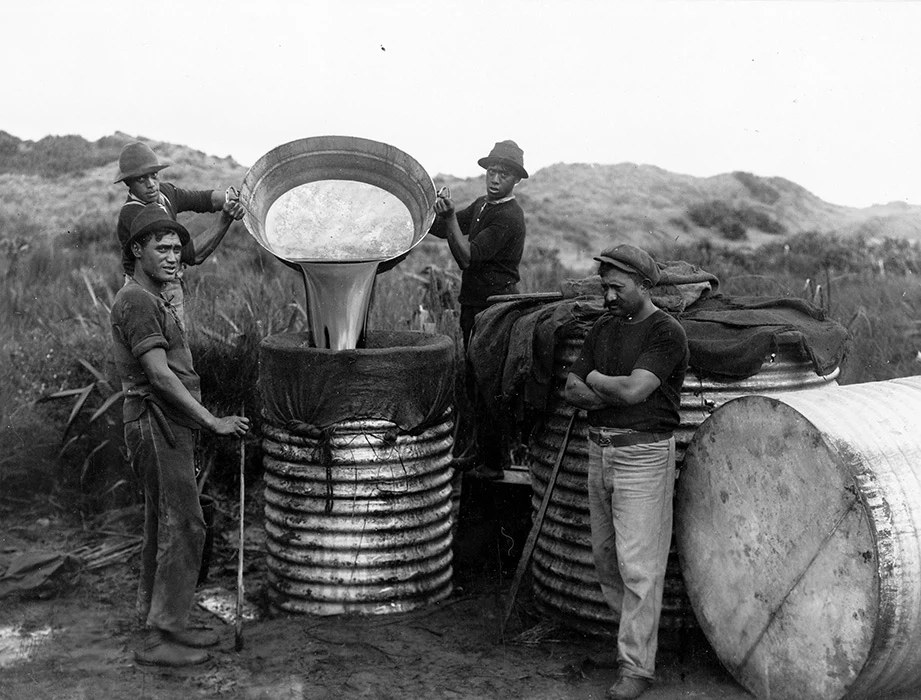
[262,412,455,615]
[528,331,839,641]
[676,376,921,700]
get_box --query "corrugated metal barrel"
[528,331,839,641]
[259,330,456,615]
[676,376,921,700]
[262,413,455,615]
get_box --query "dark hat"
[477,140,528,179]
[594,244,660,286]
[113,142,170,184]
[123,204,190,251]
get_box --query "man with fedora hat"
[428,139,528,480]
[111,204,250,667]
[114,141,244,327]
[564,244,688,700]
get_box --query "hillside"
[1,131,919,272]
[436,164,921,269]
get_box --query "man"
[111,204,250,667]
[114,141,243,326]
[563,244,688,700]
[427,140,528,480]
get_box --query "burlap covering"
[468,265,849,419]
[259,330,455,435]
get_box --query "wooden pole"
[499,410,577,637]
[234,416,246,652]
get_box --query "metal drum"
[259,329,456,616]
[677,377,921,700]
[262,412,455,615]
[678,330,840,462]
[528,331,839,641]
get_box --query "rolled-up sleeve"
[111,295,169,359]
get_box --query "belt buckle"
[596,435,612,447]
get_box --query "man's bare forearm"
[586,369,660,406]
[190,211,232,265]
[564,372,608,410]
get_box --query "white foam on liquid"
[264,180,415,262]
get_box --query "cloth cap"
[113,142,170,184]
[123,203,190,251]
[477,140,528,179]
[594,244,660,286]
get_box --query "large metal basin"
[240,135,437,270]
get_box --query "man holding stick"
[111,204,250,667]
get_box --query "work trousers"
[587,434,676,680]
[126,409,205,633]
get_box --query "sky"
[4,0,921,208]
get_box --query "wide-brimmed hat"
[594,244,660,286]
[123,204,190,251]
[477,140,528,179]
[113,142,170,184]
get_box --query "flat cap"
[594,244,660,286]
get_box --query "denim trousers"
[587,435,676,680]
[126,409,205,633]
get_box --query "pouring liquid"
[264,181,415,350]
[296,260,378,351]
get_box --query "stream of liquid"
[297,260,379,351]
[263,181,417,350]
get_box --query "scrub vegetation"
[1,132,920,515]
[3,221,920,514]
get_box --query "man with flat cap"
[564,244,688,700]
[111,204,250,667]
[428,140,528,480]
[113,141,243,327]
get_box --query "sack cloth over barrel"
[680,295,850,379]
[259,330,454,435]
[468,267,848,419]
[468,259,721,418]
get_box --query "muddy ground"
[2,477,757,700]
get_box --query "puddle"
[0,625,54,668]
[196,587,259,626]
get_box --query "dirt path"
[0,492,755,700]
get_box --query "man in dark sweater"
[113,141,243,327]
[428,140,528,479]
[564,244,689,700]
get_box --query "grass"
[2,218,920,514]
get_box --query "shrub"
[687,200,785,240]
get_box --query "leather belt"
[588,428,672,448]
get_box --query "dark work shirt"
[570,310,688,432]
[429,196,526,307]
[110,281,202,429]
